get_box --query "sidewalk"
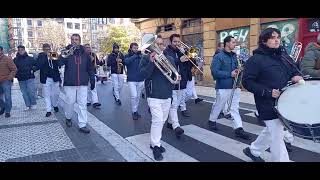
[0,81,127,162]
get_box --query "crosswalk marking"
[181,124,274,162]
[203,100,256,112]
[217,118,320,154]
[125,133,198,162]
[244,112,256,117]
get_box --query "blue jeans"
[0,80,13,113]
[19,79,37,107]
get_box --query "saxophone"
[116,52,124,74]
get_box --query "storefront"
[298,18,320,57]
[217,26,250,62]
[261,19,299,55]
[0,18,10,54]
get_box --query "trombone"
[177,41,204,74]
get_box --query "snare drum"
[275,78,320,142]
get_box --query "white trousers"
[185,76,198,102]
[43,78,60,112]
[178,89,187,111]
[111,74,124,100]
[87,80,99,104]
[209,88,242,129]
[64,86,88,128]
[168,90,184,129]
[128,81,144,113]
[249,118,290,162]
[147,98,171,147]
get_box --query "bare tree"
[37,20,66,51]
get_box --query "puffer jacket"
[301,42,320,77]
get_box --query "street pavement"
[1,79,320,162]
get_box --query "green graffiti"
[261,19,298,53]
[0,18,10,53]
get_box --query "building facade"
[132,18,319,86]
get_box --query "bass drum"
[275,78,320,142]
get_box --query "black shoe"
[208,121,218,130]
[116,99,121,105]
[136,112,141,118]
[181,110,191,117]
[235,128,251,140]
[243,147,265,162]
[285,142,293,152]
[101,81,104,84]
[87,103,91,106]
[93,103,101,107]
[224,114,233,119]
[5,112,10,118]
[93,103,101,109]
[141,93,145,99]
[45,112,52,117]
[195,98,203,104]
[166,123,173,130]
[53,106,59,112]
[132,112,138,120]
[148,108,151,114]
[152,146,163,161]
[174,127,184,137]
[66,119,72,127]
[0,108,5,115]
[79,126,90,134]
[150,145,166,153]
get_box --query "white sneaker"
[30,105,37,110]
[24,107,31,111]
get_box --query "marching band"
[1,28,319,162]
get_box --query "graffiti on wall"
[218,26,250,62]
[0,18,9,53]
[261,19,298,53]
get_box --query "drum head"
[277,80,320,125]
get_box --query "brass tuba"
[49,51,59,60]
[140,34,180,84]
[177,41,204,74]
[289,41,302,62]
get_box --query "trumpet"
[48,51,59,60]
[177,41,204,74]
[61,44,79,58]
[140,34,180,84]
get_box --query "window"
[82,24,86,30]
[182,18,202,28]
[37,20,42,27]
[13,29,18,36]
[75,23,80,29]
[37,31,43,38]
[67,22,73,29]
[27,19,32,27]
[156,24,176,33]
[28,31,33,37]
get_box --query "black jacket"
[163,45,192,90]
[107,51,125,74]
[139,54,176,99]
[13,52,37,81]
[35,52,61,84]
[124,51,144,82]
[242,45,300,121]
[58,45,95,86]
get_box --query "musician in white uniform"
[209,35,250,140]
[242,28,303,162]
